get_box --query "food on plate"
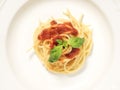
[33,10,92,74]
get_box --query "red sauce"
[38,28,59,40]
[38,20,78,40]
[65,48,80,59]
[50,20,57,25]
[50,36,62,49]
[64,22,73,27]
[38,20,80,58]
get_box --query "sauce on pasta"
[33,10,92,74]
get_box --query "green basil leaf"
[68,37,84,48]
[63,41,68,48]
[56,39,63,45]
[49,45,62,63]
[56,39,68,48]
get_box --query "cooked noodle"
[33,10,92,74]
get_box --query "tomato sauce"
[50,20,57,25]
[65,48,80,59]
[38,20,80,59]
[38,20,78,40]
[50,36,62,49]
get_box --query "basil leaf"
[68,37,84,48]
[48,37,84,63]
[56,39,68,48]
[63,41,68,48]
[56,39,63,45]
[49,45,62,63]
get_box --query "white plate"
[0,0,120,90]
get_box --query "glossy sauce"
[50,36,62,49]
[38,20,80,59]
[38,20,78,40]
[65,48,80,59]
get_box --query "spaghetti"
[33,10,92,74]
